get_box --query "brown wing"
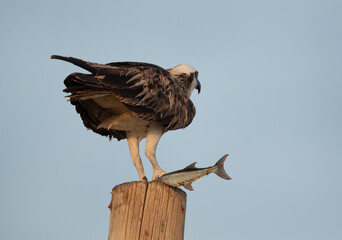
[52,55,196,139]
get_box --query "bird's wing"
[55,56,196,131]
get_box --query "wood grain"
[108,181,186,240]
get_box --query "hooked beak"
[196,80,201,94]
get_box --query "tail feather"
[214,154,232,180]
[51,55,97,74]
[63,73,108,101]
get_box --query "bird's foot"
[139,176,148,182]
[152,169,167,181]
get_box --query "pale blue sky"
[1,0,341,239]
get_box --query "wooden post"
[108,181,187,240]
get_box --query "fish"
[158,154,231,190]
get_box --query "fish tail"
[214,154,232,180]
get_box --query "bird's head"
[168,64,201,97]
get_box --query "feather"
[53,55,197,140]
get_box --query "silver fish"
[158,154,231,190]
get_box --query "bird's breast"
[97,112,150,137]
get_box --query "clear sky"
[1,0,341,239]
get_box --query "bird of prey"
[51,55,201,181]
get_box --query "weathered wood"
[108,181,187,240]
[108,181,148,240]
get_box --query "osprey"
[51,55,201,181]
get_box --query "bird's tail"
[51,55,97,74]
[214,154,232,180]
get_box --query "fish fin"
[183,183,194,191]
[183,162,197,170]
[214,154,232,180]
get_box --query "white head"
[168,64,201,97]
[170,64,197,75]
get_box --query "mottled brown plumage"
[52,55,200,180]
[54,55,198,140]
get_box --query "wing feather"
[58,57,196,139]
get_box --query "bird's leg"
[127,135,146,181]
[145,122,166,180]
